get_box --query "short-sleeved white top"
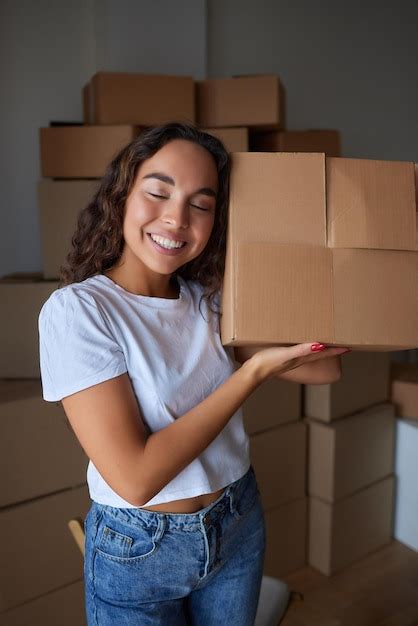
[38,274,250,507]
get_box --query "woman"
[39,122,349,625]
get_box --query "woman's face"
[121,139,218,278]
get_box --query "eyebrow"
[142,172,217,198]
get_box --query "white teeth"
[150,234,185,249]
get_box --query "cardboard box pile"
[304,352,396,575]
[241,376,307,577]
[221,152,418,350]
[250,129,341,156]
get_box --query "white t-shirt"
[38,274,250,507]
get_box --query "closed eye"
[191,203,209,211]
[148,192,168,199]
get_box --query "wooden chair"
[68,518,299,625]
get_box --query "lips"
[146,232,188,256]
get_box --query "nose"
[161,199,189,229]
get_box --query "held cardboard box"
[393,419,418,551]
[390,363,418,419]
[308,476,394,576]
[40,125,141,178]
[307,403,395,502]
[242,377,301,434]
[0,380,87,507]
[251,129,341,156]
[38,180,100,279]
[196,75,285,129]
[202,127,249,152]
[264,498,307,577]
[221,153,418,349]
[1,581,85,626]
[0,274,58,378]
[250,422,306,510]
[83,72,195,125]
[304,351,390,421]
[0,486,90,611]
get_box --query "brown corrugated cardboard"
[308,476,394,576]
[197,75,284,129]
[1,581,85,626]
[391,363,418,419]
[0,274,58,378]
[305,351,390,421]
[251,422,306,510]
[264,498,307,577]
[40,125,140,178]
[202,127,249,152]
[38,180,100,279]
[331,247,418,348]
[242,377,301,434]
[327,158,416,250]
[0,486,90,611]
[251,129,341,156]
[307,403,395,502]
[222,243,418,349]
[0,380,87,507]
[84,72,195,125]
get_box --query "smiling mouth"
[148,233,187,250]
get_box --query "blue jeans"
[84,465,266,625]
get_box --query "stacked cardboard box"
[391,363,418,552]
[304,351,395,575]
[250,129,341,156]
[241,377,307,577]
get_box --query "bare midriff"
[139,486,225,514]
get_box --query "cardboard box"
[0,486,90,611]
[202,127,249,152]
[307,403,395,502]
[197,75,284,129]
[391,363,418,420]
[327,157,416,250]
[84,72,195,125]
[1,580,85,626]
[251,129,341,156]
[264,498,307,577]
[40,125,141,178]
[0,274,58,378]
[393,419,418,551]
[38,180,100,279]
[305,351,390,421]
[0,380,87,507]
[251,422,306,510]
[308,476,394,575]
[242,377,301,434]
[221,153,418,349]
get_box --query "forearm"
[276,355,342,384]
[137,359,262,505]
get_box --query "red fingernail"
[311,343,326,352]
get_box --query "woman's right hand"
[246,342,351,383]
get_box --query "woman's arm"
[234,346,345,384]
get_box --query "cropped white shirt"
[38,274,250,507]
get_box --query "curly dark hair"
[59,122,231,305]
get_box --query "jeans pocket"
[95,513,163,563]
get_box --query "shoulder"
[38,276,107,330]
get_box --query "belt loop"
[226,485,235,515]
[154,514,166,542]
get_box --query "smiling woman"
[38,122,346,625]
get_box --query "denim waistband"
[92,464,254,532]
